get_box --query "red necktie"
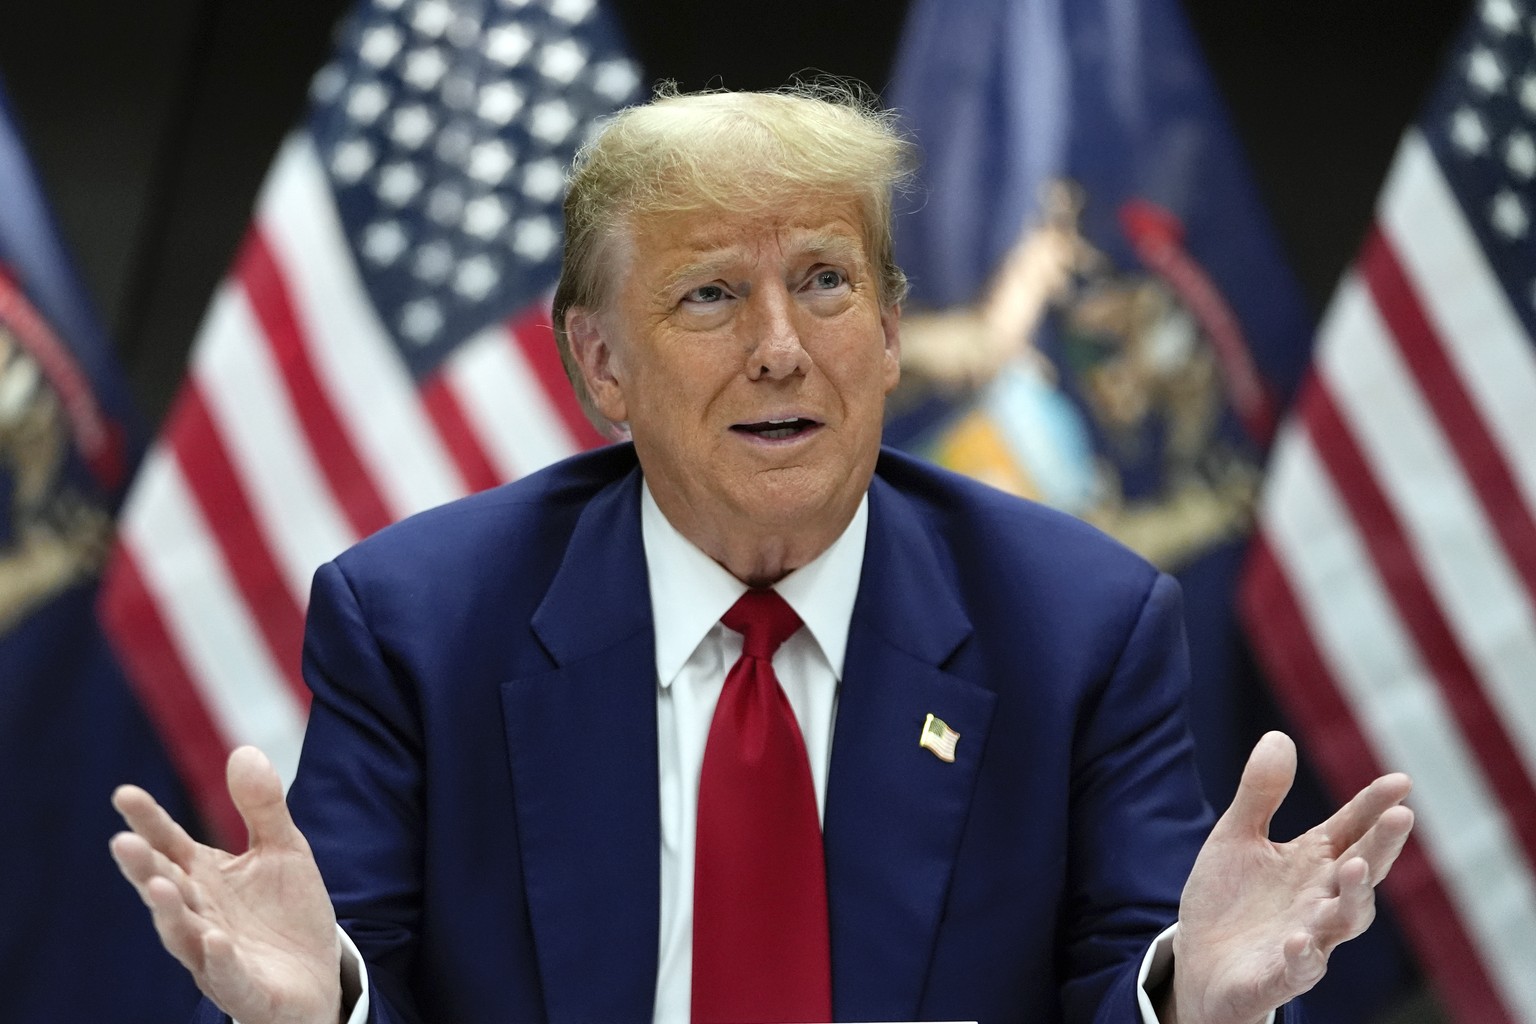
[692,588,832,1024]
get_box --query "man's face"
[568,195,900,578]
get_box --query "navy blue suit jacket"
[202,443,1287,1024]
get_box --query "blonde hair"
[550,81,916,425]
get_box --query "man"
[111,86,1413,1024]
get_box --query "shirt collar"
[641,480,868,688]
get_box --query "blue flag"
[884,0,1417,1018]
[0,80,200,1021]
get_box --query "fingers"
[201,927,261,1013]
[110,829,212,913]
[146,876,218,972]
[109,832,213,971]
[112,784,200,869]
[226,746,299,851]
[1281,930,1326,992]
[1218,731,1297,840]
[1333,855,1375,931]
[1317,856,1379,954]
[1341,803,1415,885]
[1314,771,1413,856]
[110,829,176,893]
[1271,857,1378,997]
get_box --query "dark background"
[0,1,1471,427]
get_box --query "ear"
[565,307,629,424]
[880,303,902,394]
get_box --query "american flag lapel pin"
[919,713,960,763]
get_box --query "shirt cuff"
[231,926,368,1024]
[1135,924,1277,1024]
[339,925,371,1024]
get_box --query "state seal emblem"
[0,269,117,635]
[895,181,1269,570]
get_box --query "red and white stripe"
[1244,130,1536,1023]
[99,134,602,847]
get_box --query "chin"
[739,472,856,532]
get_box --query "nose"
[745,285,812,381]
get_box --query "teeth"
[767,417,798,424]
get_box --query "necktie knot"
[721,588,802,660]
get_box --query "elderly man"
[111,86,1413,1024]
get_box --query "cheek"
[632,365,713,442]
[844,334,900,401]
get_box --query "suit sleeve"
[281,558,430,1024]
[181,559,427,1024]
[1058,572,1305,1024]
[1047,571,1204,1022]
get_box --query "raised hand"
[1165,731,1414,1024]
[110,746,344,1024]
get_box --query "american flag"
[918,713,960,764]
[98,0,641,846]
[1242,2,1536,1020]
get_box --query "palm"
[111,747,342,1024]
[1169,733,1414,1024]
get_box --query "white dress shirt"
[643,482,866,1023]
[331,481,1260,1024]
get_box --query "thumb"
[226,746,297,850]
[1218,731,1297,841]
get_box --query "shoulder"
[874,447,1158,585]
[325,443,638,598]
[871,446,1167,630]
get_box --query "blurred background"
[6,1,1526,1023]
[0,0,1469,424]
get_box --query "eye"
[809,268,846,290]
[683,283,728,304]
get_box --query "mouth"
[731,416,823,441]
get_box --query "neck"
[650,501,850,588]
[710,538,809,588]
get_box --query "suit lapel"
[501,465,661,1023]
[825,473,998,1021]
[498,454,999,1021]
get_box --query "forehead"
[616,194,872,285]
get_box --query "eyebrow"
[797,231,867,272]
[658,249,749,296]
[657,230,869,297]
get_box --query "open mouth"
[732,417,821,441]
